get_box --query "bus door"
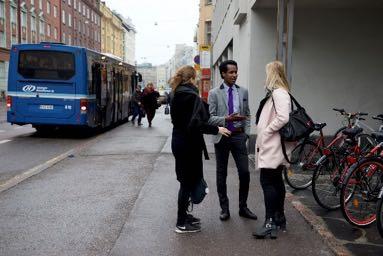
[14,50,76,121]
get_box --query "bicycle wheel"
[284,140,322,190]
[312,154,342,210]
[377,196,383,237]
[340,158,383,227]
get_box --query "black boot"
[275,211,286,232]
[252,218,277,239]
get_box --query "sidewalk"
[108,108,335,256]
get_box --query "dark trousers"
[145,107,156,124]
[260,166,286,219]
[177,182,192,226]
[132,105,142,123]
[214,133,250,211]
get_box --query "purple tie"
[227,87,235,131]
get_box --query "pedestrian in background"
[142,82,160,127]
[253,60,293,239]
[170,65,231,233]
[208,60,257,222]
[131,85,144,126]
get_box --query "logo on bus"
[22,85,37,92]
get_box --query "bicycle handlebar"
[372,116,383,122]
[333,108,345,113]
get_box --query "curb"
[0,134,101,194]
[248,156,353,256]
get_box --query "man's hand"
[225,113,247,122]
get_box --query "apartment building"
[100,1,123,59]
[212,0,383,135]
[61,0,102,51]
[0,0,102,93]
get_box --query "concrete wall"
[292,8,383,133]
[248,9,277,134]
[214,3,383,136]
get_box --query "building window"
[78,1,81,12]
[86,8,89,19]
[205,0,212,5]
[54,6,57,17]
[74,0,76,9]
[205,20,212,45]
[54,27,57,39]
[10,5,17,24]
[39,20,44,35]
[21,11,27,27]
[82,5,85,16]
[63,32,66,43]
[47,1,50,14]
[0,1,4,19]
[0,31,5,47]
[68,14,72,27]
[62,10,65,24]
[31,0,34,5]
[47,24,51,37]
[68,0,71,6]
[39,0,42,9]
[31,16,36,32]
[68,34,71,45]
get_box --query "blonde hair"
[170,65,196,90]
[265,61,290,91]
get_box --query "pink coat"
[255,88,295,169]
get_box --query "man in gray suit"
[208,60,257,221]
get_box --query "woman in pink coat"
[253,61,294,239]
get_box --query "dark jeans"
[260,166,286,219]
[214,133,250,211]
[177,182,192,226]
[132,105,143,123]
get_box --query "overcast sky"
[104,0,199,65]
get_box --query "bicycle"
[377,184,383,237]
[284,108,371,190]
[311,125,377,210]
[340,115,383,227]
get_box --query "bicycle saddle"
[342,127,363,137]
[372,132,383,143]
[313,123,326,131]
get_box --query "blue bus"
[7,42,139,132]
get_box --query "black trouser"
[260,166,286,219]
[214,133,250,211]
[177,182,192,226]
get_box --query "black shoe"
[239,207,258,220]
[219,210,230,221]
[275,212,287,232]
[138,122,143,126]
[186,214,201,225]
[252,218,278,239]
[175,223,201,234]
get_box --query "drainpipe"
[59,0,62,42]
[17,0,21,43]
[277,0,294,84]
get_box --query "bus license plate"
[39,105,54,110]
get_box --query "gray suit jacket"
[208,84,251,144]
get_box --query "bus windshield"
[18,50,75,80]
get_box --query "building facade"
[0,0,103,94]
[197,0,213,48]
[100,2,123,59]
[212,0,383,135]
[115,13,136,65]
[61,0,102,51]
[137,63,157,88]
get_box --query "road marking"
[0,139,11,144]
[0,130,5,133]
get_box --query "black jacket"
[171,84,218,186]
